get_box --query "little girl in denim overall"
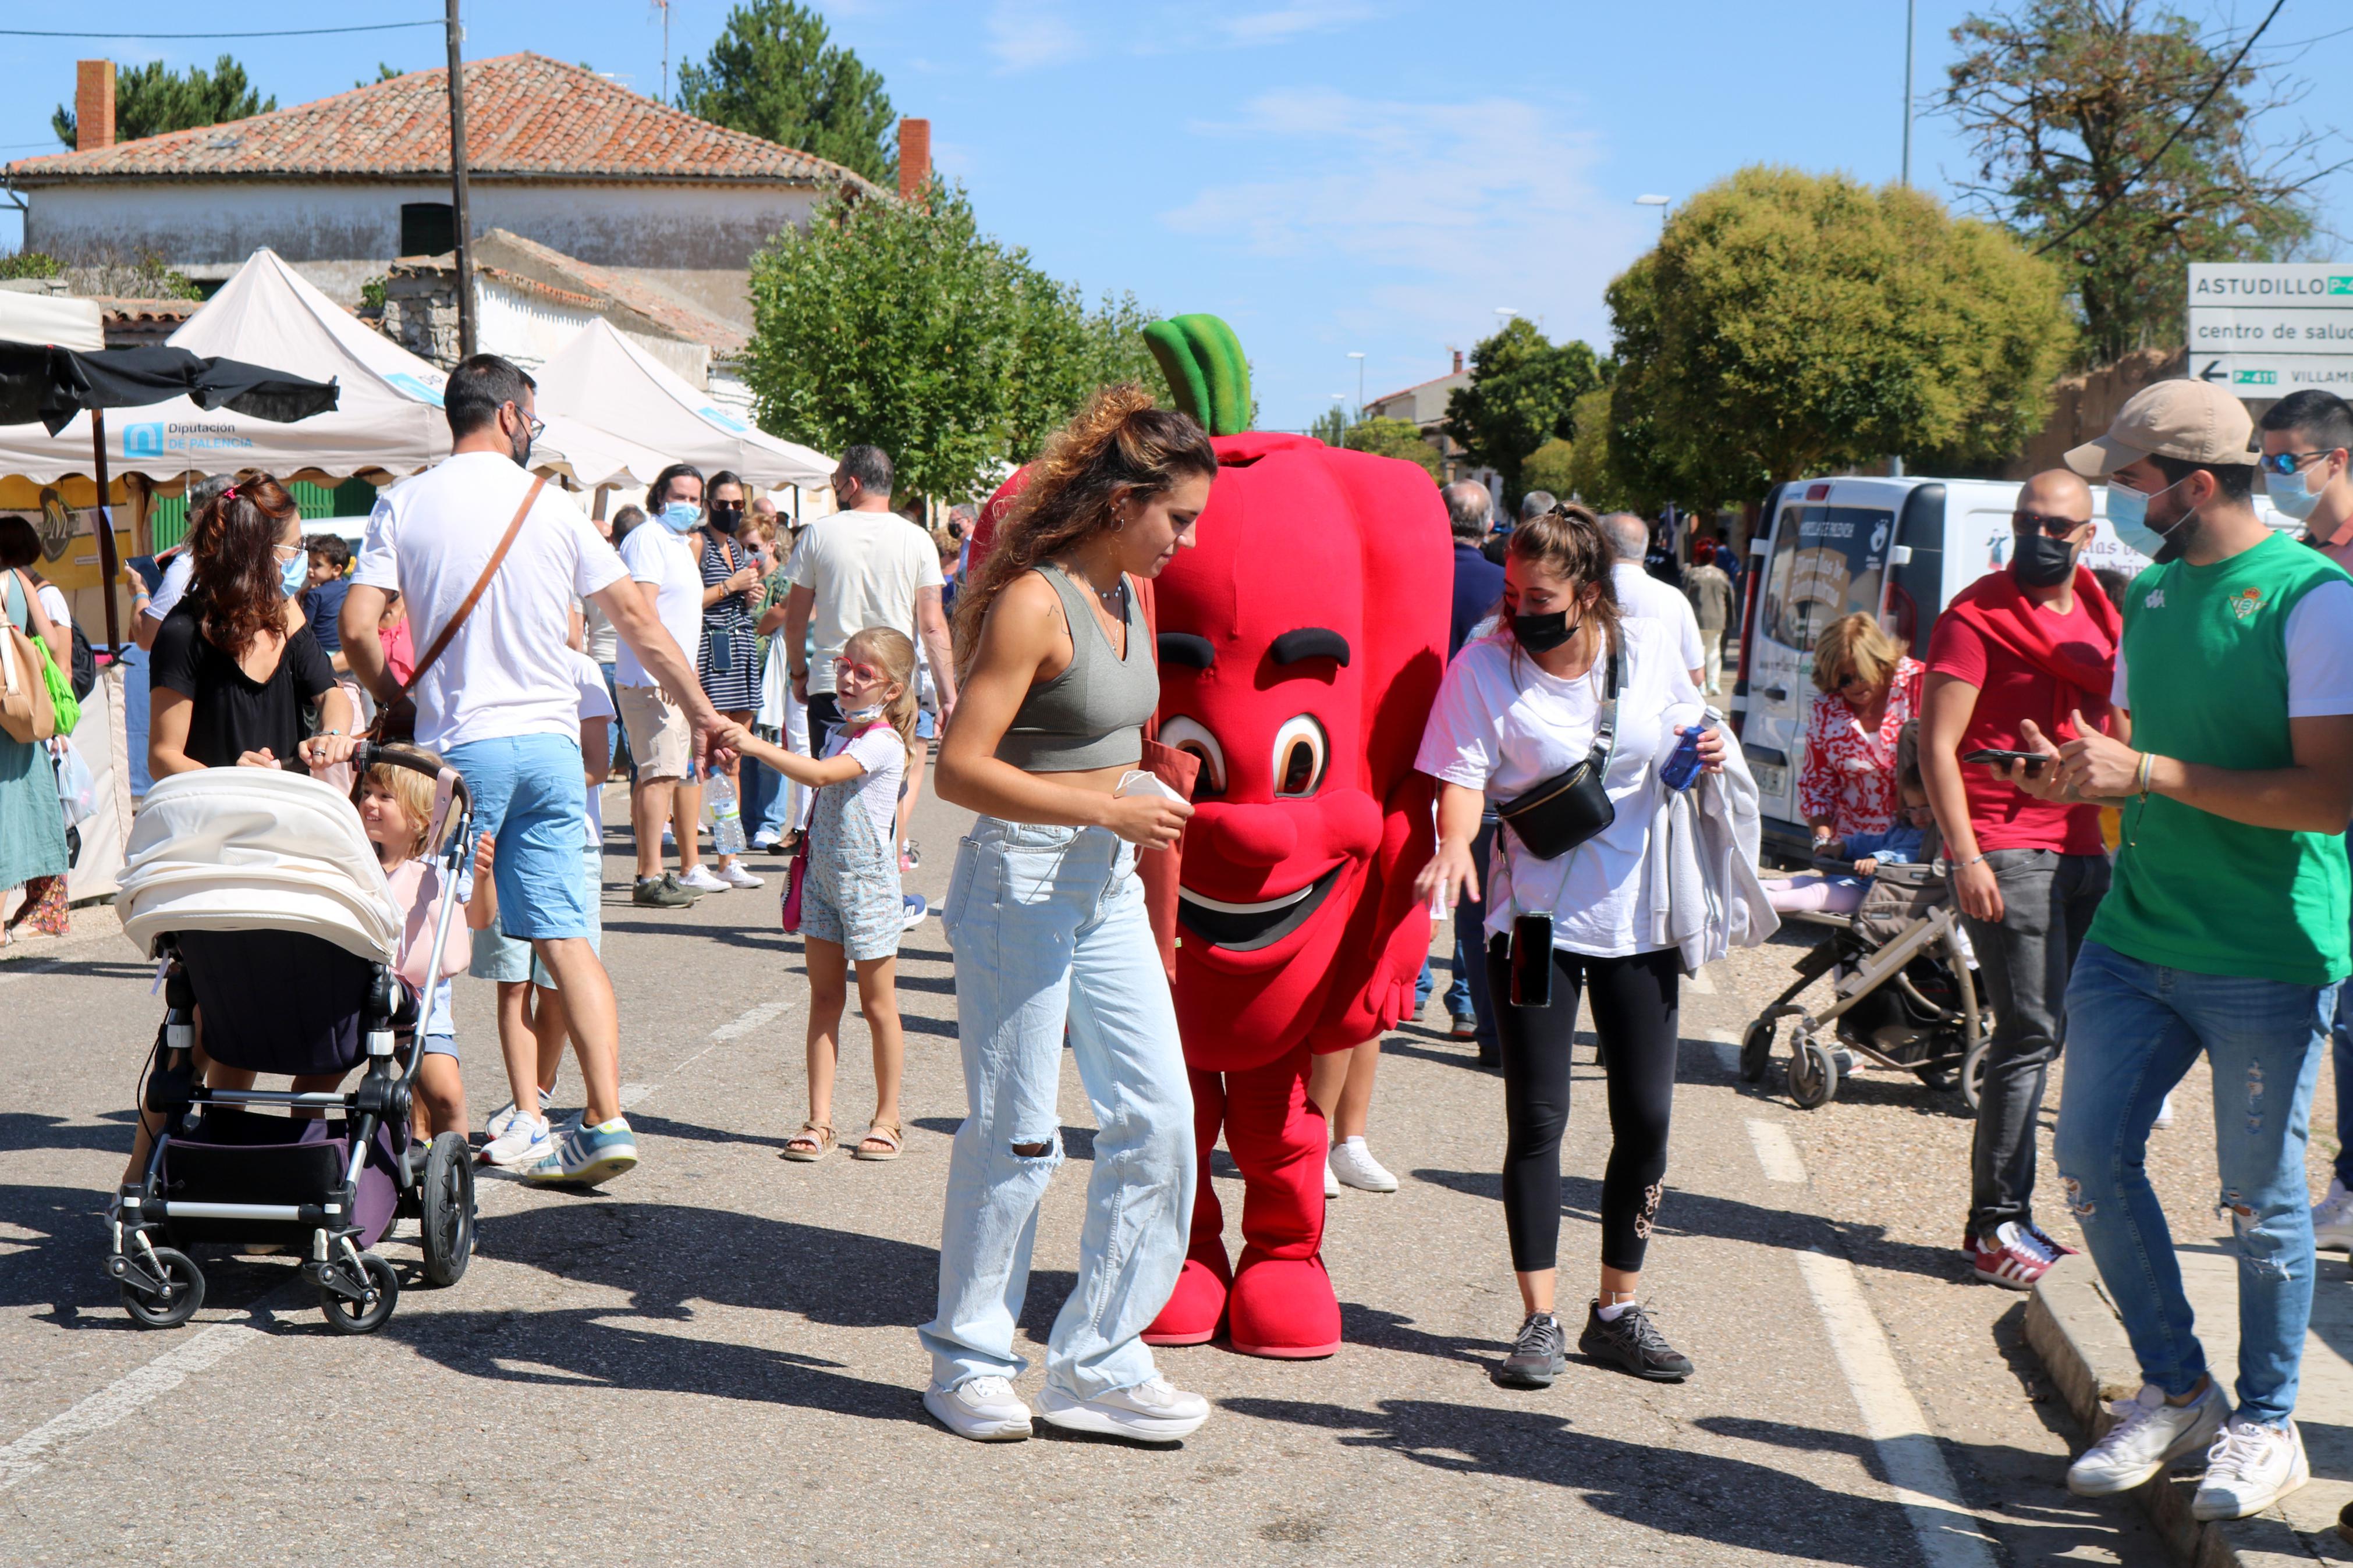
[722,626,914,1162]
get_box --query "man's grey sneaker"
[2193,1416,2309,1521]
[924,1375,1032,1442]
[633,873,696,908]
[1035,1375,1209,1442]
[523,1116,639,1186]
[1578,1300,1694,1381]
[1491,1311,1566,1389]
[2314,1178,2353,1253]
[2067,1381,2228,1497]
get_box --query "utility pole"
[445,0,475,358]
[1900,0,1916,187]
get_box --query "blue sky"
[3,1,2348,431]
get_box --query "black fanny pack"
[1495,645,1619,861]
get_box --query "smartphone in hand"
[1962,748,2049,774]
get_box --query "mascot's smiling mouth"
[1177,866,1344,953]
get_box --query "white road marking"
[1745,1119,1808,1184]
[1796,1249,2000,1568]
[1694,1025,1741,1074]
[0,1320,268,1489]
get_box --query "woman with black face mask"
[695,471,764,888]
[1412,502,1722,1392]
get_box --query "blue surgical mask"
[2106,475,2186,561]
[2267,464,2327,522]
[658,501,701,534]
[840,702,885,725]
[281,552,310,599]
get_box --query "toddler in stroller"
[1740,727,1994,1110]
[108,746,480,1332]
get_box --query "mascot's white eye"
[1160,716,1226,797]
[1271,714,1328,798]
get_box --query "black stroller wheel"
[420,1132,476,1287]
[319,1253,400,1334]
[1739,1020,1775,1083]
[120,1247,205,1329]
[1961,1036,1992,1114]
[1786,1037,1839,1110]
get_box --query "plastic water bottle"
[705,772,747,856]
[1660,707,1720,792]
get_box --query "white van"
[1731,474,2294,853]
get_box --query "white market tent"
[535,318,833,491]
[0,249,668,489]
[0,289,104,352]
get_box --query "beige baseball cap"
[2063,379,2254,478]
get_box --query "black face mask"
[507,423,531,469]
[708,503,743,535]
[2010,531,2079,589]
[1511,609,1581,653]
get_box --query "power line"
[2032,0,2287,258]
[0,21,438,40]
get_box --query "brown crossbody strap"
[399,474,545,701]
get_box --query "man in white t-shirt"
[343,355,719,1189]
[1602,512,1706,691]
[769,445,956,752]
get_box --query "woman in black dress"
[695,470,764,888]
[148,471,358,778]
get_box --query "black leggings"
[1485,936,1680,1275]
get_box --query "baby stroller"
[1738,847,1995,1112]
[107,746,477,1332]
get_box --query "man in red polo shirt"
[1921,467,2122,1289]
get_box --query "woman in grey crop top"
[918,388,1221,1444]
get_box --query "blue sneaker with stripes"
[524,1116,639,1186]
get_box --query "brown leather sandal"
[782,1121,836,1162]
[851,1118,903,1162]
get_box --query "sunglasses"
[2259,450,2338,477]
[2011,511,2087,538]
[836,659,886,685]
[1834,670,1869,692]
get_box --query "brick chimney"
[897,118,931,202]
[1451,347,1464,375]
[76,60,116,151]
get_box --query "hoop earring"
[1111,510,1126,532]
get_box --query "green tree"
[1442,319,1607,504]
[1341,416,1442,481]
[1942,0,2333,367]
[1603,166,2074,508]
[1001,282,1172,461]
[1519,436,1577,500]
[1308,406,1348,445]
[355,63,404,89]
[1561,388,1628,510]
[52,56,275,148]
[0,252,62,282]
[676,0,896,186]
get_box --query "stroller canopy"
[119,770,400,965]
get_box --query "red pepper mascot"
[1137,315,1448,1356]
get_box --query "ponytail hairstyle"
[842,625,920,763]
[185,468,300,659]
[952,383,1217,673]
[1503,501,1621,667]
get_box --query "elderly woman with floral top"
[1799,611,1923,850]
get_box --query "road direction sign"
[2189,263,2353,395]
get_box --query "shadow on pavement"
[0,1182,303,1326]
[0,1112,137,1159]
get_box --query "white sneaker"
[1324,1158,1340,1199]
[923,1375,1032,1442]
[2313,1178,2353,1252]
[2192,1415,2309,1521]
[1036,1375,1209,1441]
[677,865,729,893]
[479,1112,555,1169]
[718,863,764,890]
[2067,1381,2228,1496]
[749,828,783,851]
[483,1087,554,1143]
[2153,1093,2175,1129]
[1329,1136,1398,1193]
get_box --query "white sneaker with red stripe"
[1969,1221,2063,1289]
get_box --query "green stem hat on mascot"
[1143,314,1253,438]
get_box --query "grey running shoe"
[633,872,697,908]
[1490,1311,1567,1389]
[1579,1300,1694,1381]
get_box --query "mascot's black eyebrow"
[1158,632,1216,669]
[1269,628,1350,667]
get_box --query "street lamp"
[1635,193,1670,235]
[1346,351,1366,420]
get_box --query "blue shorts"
[445,734,594,942]
[470,839,601,984]
[915,709,936,741]
[422,1032,458,1061]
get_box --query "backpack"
[68,618,95,701]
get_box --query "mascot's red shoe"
[1133,315,1448,1358]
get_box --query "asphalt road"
[0,788,2175,1566]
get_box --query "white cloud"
[986,2,1087,70]
[1213,1,1380,45]
[1162,88,1639,354]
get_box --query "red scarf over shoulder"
[1939,565,2120,741]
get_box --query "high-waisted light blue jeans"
[2054,940,2338,1427]
[919,819,1194,1399]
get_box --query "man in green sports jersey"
[2000,379,2353,1523]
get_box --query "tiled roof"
[389,227,750,355]
[84,297,202,326]
[5,53,874,190]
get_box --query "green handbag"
[31,625,77,735]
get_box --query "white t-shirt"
[787,511,943,688]
[1614,561,1706,675]
[34,582,69,632]
[614,522,704,689]
[2110,578,2353,717]
[567,648,616,846]
[353,453,627,755]
[825,721,906,842]
[581,593,619,664]
[1415,616,1703,955]
[146,552,194,623]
